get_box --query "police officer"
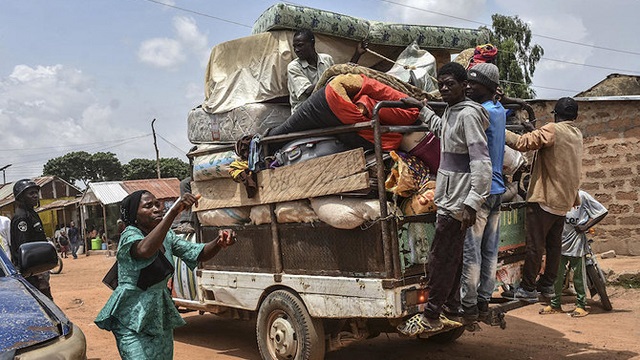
[10,179,53,300]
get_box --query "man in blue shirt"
[460,63,506,323]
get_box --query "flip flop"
[539,305,563,315]
[570,308,589,317]
[397,313,444,336]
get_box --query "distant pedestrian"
[68,221,80,259]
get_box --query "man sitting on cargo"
[271,73,421,151]
[287,29,367,113]
[396,62,492,336]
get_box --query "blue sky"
[1,0,637,184]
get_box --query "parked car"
[0,242,86,359]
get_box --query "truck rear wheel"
[257,290,325,360]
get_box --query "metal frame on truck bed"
[174,101,533,359]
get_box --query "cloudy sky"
[1,0,637,185]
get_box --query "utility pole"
[151,119,161,179]
[0,164,11,184]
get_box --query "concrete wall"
[528,98,640,255]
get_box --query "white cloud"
[137,38,185,69]
[0,64,140,180]
[137,16,210,69]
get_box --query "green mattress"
[252,2,487,51]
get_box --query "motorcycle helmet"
[13,179,40,200]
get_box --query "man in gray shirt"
[287,29,366,113]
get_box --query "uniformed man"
[11,179,53,300]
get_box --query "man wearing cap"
[460,63,507,323]
[11,179,54,300]
[397,62,492,336]
[505,97,583,303]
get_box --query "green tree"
[122,158,157,180]
[43,151,122,186]
[123,157,189,180]
[482,14,544,98]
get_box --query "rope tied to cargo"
[365,48,417,70]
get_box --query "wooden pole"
[151,119,161,179]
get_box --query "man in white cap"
[459,62,507,323]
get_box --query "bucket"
[91,238,102,250]
[101,243,107,250]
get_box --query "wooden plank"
[193,148,369,211]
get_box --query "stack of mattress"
[188,3,487,146]
[252,2,487,50]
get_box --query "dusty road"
[50,253,640,360]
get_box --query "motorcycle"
[563,228,612,311]
[584,231,612,311]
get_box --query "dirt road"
[50,253,640,360]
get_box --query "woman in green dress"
[95,190,235,359]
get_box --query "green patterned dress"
[95,226,205,360]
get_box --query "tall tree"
[483,14,544,98]
[43,151,123,186]
[122,157,189,180]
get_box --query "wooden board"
[193,148,369,211]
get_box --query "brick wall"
[528,99,640,255]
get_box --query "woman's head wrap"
[120,190,149,226]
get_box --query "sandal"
[440,313,463,327]
[539,305,563,315]
[397,313,444,336]
[570,308,589,317]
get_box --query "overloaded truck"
[172,3,532,359]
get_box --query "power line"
[157,134,189,157]
[0,134,150,152]
[539,58,640,74]
[500,79,580,94]
[377,0,640,56]
[135,0,252,28]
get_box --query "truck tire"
[586,264,612,311]
[257,290,325,360]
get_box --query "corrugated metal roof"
[36,198,80,212]
[86,182,129,205]
[0,184,13,203]
[121,178,180,200]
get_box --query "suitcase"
[275,137,349,166]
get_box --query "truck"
[172,100,532,360]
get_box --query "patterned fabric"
[172,233,199,301]
[469,43,498,68]
[385,151,432,198]
[252,3,487,51]
[187,104,290,144]
[193,151,239,181]
[112,326,174,360]
[368,21,489,51]
[252,2,370,40]
[95,226,205,357]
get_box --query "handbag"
[102,248,175,291]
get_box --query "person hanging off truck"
[287,29,368,113]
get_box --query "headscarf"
[120,190,149,226]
